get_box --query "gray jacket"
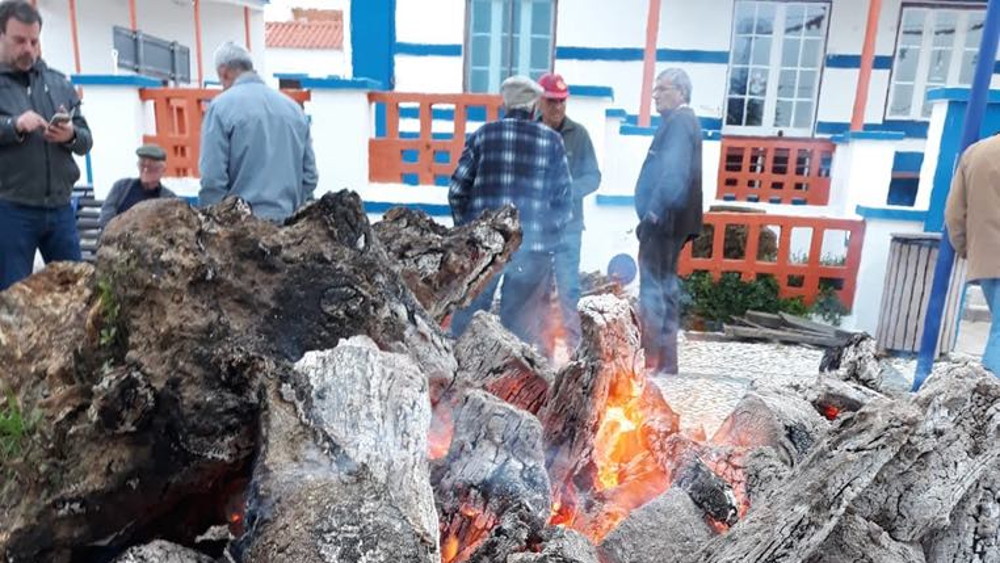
[99,178,177,228]
[198,72,318,221]
[0,60,94,208]
[555,117,601,231]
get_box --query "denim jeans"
[0,199,81,291]
[552,228,584,351]
[450,251,555,351]
[978,279,1000,376]
[638,231,686,374]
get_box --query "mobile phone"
[49,113,71,126]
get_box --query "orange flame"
[428,400,455,460]
[821,405,841,420]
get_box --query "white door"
[724,1,830,136]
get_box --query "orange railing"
[368,92,504,186]
[678,212,865,308]
[139,87,311,177]
[717,136,834,206]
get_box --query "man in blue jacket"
[199,42,317,222]
[0,0,93,290]
[633,68,703,375]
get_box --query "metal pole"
[637,0,662,128]
[851,0,882,132]
[913,0,1000,391]
[194,0,205,88]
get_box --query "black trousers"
[638,229,686,374]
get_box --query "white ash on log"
[542,295,679,544]
[692,364,1000,563]
[236,337,439,562]
[710,390,829,467]
[508,526,599,563]
[454,311,555,415]
[807,513,926,563]
[433,389,551,563]
[112,540,217,563]
[372,205,521,323]
[598,488,713,563]
[820,333,910,396]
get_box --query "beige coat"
[946,135,1000,282]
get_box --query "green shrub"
[681,271,808,324]
[0,393,38,462]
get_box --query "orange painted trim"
[716,136,835,206]
[851,0,882,131]
[68,0,82,73]
[244,7,252,51]
[129,0,138,31]
[638,0,662,128]
[194,0,204,87]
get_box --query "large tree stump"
[373,205,521,322]
[237,337,438,562]
[542,295,679,544]
[434,389,551,563]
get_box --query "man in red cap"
[537,72,602,356]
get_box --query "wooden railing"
[717,136,834,206]
[368,92,504,186]
[139,88,311,178]
[678,212,865,308]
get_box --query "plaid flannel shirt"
[449,109,573,254]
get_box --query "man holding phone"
[0,0,93,290]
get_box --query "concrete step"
[963,285,992,323]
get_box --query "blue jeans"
[450,251,555,351]
[979,279,1000,375]
[552,229,583,351]
[638,231,685,374]
[0,199,81,290]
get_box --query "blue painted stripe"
[84,153,94,185]
[855,205,928,222]
[375,102,387,138]
[568,85,614,99]
[622,113,723,132]
[72,74,163,87]
[606,108,628,119]
[926,87,1000,103]
[596,194,635,207]
[397,106,491,122]
[620,124,721,140]
[298,76,384,90]
[893,151,924,173]
[351,0,396,90]
[831,131,906,143]
[554,46,729,64]
[364,201,452,216]
[399,131,456,140]
[824,54,894,70]
[395,42,463,57]
[816,120,929,139]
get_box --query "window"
[887,7,985,120]
[466,0,556,93]
[725,1,829,136]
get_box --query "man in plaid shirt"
[448,75,573,346]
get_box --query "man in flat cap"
[537,72,602,357]
[99,143,177,228]
[448,75,573,352]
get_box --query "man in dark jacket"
[537,73,602,355]
[633,68,703,375]
[449,75,573,349]
[99,144,177,228]
[0,0,93,290]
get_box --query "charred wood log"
[710,390,829,467]
[508,527,599,563]
[598,488,713,563]
[112,540,216,563]
[821,334,910,396]
[454,312,555,415]
[434,389,551,563]
[542,295,679,544]
[237,337,439,562]
[373,205,521,322]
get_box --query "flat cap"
[136,144,167,161]
[500,75,543,108]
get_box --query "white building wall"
[36,0,262,82]
[266,48,349,79]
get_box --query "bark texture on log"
[820,334,909,396]
[434,389,550,563]
[542,295,679,544]
[112,540,216,563]
[373,205,521,322]
[599,488,712,563]
[711,391,829,467]
[693,365,1000,563]
[454,312,554,415]
[808,514,926,563]
[0,192,457,562]
[507,527,599,563]
[238,337,439,562]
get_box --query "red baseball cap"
[538,73,569,100]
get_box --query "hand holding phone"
[49,112,71,126]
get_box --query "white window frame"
[886,6,985,121]
[723,1,830,137]
[464,0,557,93]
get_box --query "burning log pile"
[1,193,999,562]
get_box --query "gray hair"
[213,41,254,72]
[500,75,543,112]
[657,68,692,103]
